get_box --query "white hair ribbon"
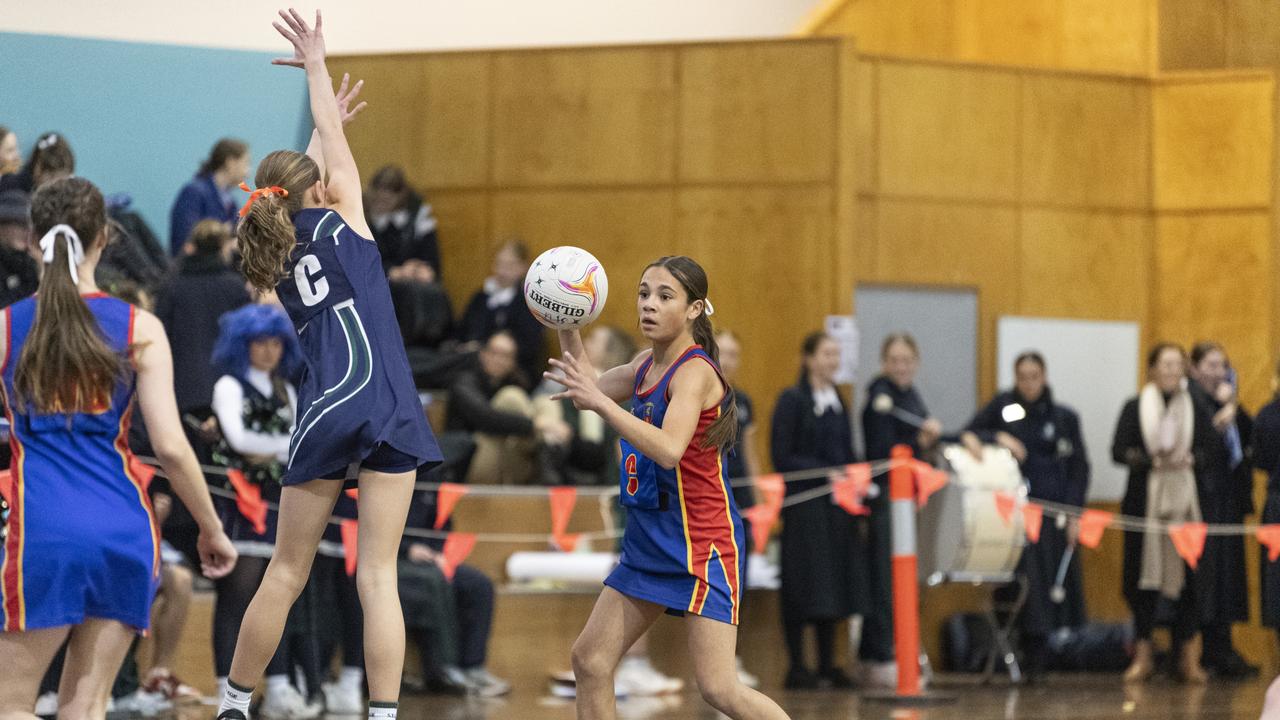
[704,298,715,317]
[38,224,85,285]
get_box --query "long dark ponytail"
[644,256,738,451]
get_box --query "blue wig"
[211,304,303,383]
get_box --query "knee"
[569,640,614,685]
[166,564,194,595]
[356,563,397,599]
[262,560,311,601]
[696,675,741,713]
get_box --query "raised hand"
[334,73,368,125]
[271,7,326,69]
[546,352,608,413]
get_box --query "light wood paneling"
[877,63,1020,202]
[488,189,676,334]
[1020,75,1150,209]
[1152,75,1275,210]
[1224,0,1280,68]
[1018,209,1151,320]
[491,47,678,186]
[853,58,878,193]
[678,43,838,184]
[1153,211,1273,410]
[1158,0,1228,71]
[430,192,492,313]
[339,55,429,183]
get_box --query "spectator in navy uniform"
[168,138,249,255]
[0,190,38,308]
[457,241,545,389]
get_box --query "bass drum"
[917,444,1026,584]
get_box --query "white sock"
[368,701,397,719]
[265,674,291,698]
[217,678,253,718]
[340,666,364,688]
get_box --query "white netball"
[523,246,609,330]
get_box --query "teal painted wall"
[0,32,309,249]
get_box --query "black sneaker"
[216,711,248,720]
[819,668,855,689]
[784,666,820,690]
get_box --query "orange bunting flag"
[994,491,1016,526]
[1258,525,1280,562]
[128,455,157,491]
[1077,509,1113,549]
[831,474,869,516]
[0,468,11,503]
[553,533,581,552]
[341,520,359,576]
[846,463,872,496]
[441,532,477,581]
[742,504,779,554]
[912,460,949,509]
[346,488,359,501]
[434,482,469,530]
[1170,522,1208,570]
[756,473,785,514]
[226,468,268,535]
[1022,502,1044,543]
[549,486,578,538]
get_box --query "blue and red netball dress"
[0,294,159,632]
[276,209,442,484]
[605,346,745,625]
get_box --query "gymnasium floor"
[156,674,1270,719]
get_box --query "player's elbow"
[653,447,681,470]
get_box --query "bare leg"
[1264,675,1280,720]
[0,626,70,720]
[149,563,193,672]
[352,468,416,704]
[686,614,789,720]
[228,479,343,689]
[572,587,664,720]
[57,619,136,720]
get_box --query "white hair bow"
[703,298,715,317]
[38,224,85,284]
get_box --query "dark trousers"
[453,565,495,669]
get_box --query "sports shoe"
[548,670,630,699]
[736,657,760,689]
[616,656,683,696]
[111,688,173,717]
[322,681,364,715]
[142,667,204,704]
[34,691,57,716]
[259,683,323,720]
[463,667,512,698]
[216,711,249,720]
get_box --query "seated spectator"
[457,241,545,388]
[400,472,510,698]
[0,131,74,193]
[447,331,558,484]
[0,126,21,176]
[534,325,636,486]
[99,193,171,294]
[0,190,38,308]
[155,219,252,415]
[169,138,249,255]
[366,165,442,281]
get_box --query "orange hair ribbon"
[238,181,289,217]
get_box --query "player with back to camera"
[216,9,442,720]
[547,255,790,719]
[0,176,237,720]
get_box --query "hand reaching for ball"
[546,352,609,414]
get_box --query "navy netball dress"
[1,294,159,632]
[276,208,442,484]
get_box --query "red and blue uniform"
[0,294,159,632]
[605,346,744,625]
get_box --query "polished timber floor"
[159,674,1272,720]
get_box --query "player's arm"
[550,353,716,469]
[303,73,366,186]
[132,310,237,578]
[553,329,648,404]
[272,9,372,238]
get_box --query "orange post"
[889,444,920,697]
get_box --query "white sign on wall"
[825,315,859,386]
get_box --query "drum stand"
[927,572,1030,684]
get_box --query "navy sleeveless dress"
[276,208,442,484]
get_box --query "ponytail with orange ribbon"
[238,181,289,217]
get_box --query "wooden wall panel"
[491,48,678,187]
[430,192,492,310]
[1224,0,1280,68]
[678,43,838,184]
[487,190,676,335]
[808,0,1158,75]
[1153,212,1273,409]
[876,63,1019,202]
[1018,209,1151,320]
[675,187,836,462]
[853,58,878,193]
[339,55,429,184]
[872,199,1020,398]
[1158,0,1228,71]
[1020,75,1150,209]
[1152,76,1275,210]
